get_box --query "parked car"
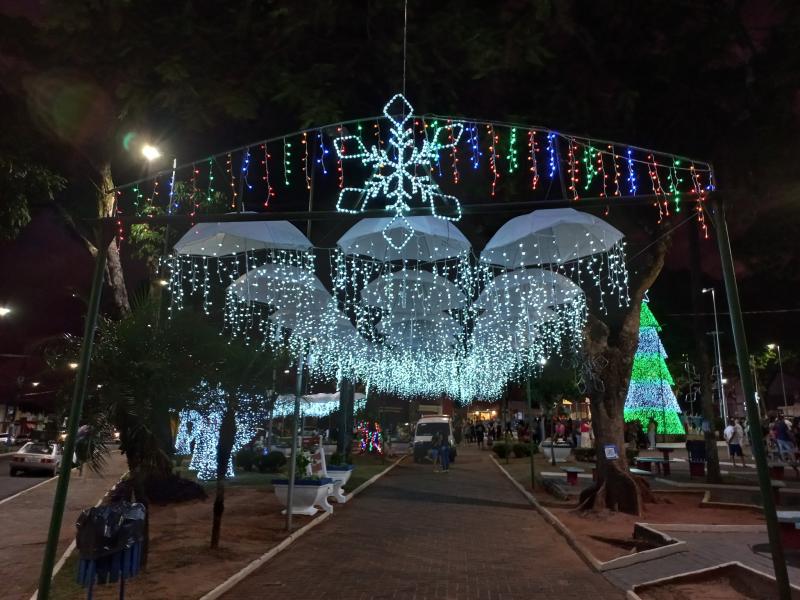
[0,432,15,446]
[412,416,457,463]
[9,442,63,477]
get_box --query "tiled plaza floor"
[224,446,622,600]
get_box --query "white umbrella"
[361,269,467,314]
[475,268,583,309]
[174,216,312,256]
[228,264,328,311]
[337,216,471,261]
[481,208,624,268]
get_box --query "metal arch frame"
[36,194,791,600]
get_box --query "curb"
[644,522,767,534]
[490,456,688,572]
[199,455,406,600]
[625,560,800,599]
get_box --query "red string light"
[487,124,500,197]
[609,144,622,197]
[261,144,276,207]
[528,130,539,190]
[567,138,580,201]
[336,126,344,189]
[690,164,709,238]
[225,153,237,208]
[302,132,311,190]
[448,119,460,184]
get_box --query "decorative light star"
[334,94,464,249]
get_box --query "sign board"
[604,444,619,460]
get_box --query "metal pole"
[710,195,790,600]
[37,238,108,600]
[777,345,789,413]
[710,289,728,423]
[285,352,304,532]
[527,374,535,489]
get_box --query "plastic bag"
[75,502,146,560]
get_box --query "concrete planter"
[272,478,334,516]
[540,440,572,463]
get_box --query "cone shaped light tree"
[623,300,685,435]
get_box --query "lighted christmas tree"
[623,300,686,435]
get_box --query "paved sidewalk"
[604,529,800,590]
[223,446,622,600]
[0,451,127,599]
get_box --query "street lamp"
[702,287,728,422]
[141,144,162,161]
[68,362,79,370]
[768,343,789,413]
[0,306,10,317]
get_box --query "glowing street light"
[68,362,79,370]
[0,307,10,317]
[768,343,789,412]
[141,144,162,161]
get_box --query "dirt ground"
[53,487,313,600]
[548,491,765,562]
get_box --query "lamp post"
[768,344,789,414]
[0,306,10,317]
[702,287,728,423]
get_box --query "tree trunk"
[688,225,722,482]
[210,399,237,549]
[98,163,131,315]
[579,234,669,515]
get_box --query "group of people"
[767,412,800,463]
[459,416,595,449]
[427,431,451,471]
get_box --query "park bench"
[560,466,584,486]
[635,456,671,476]
[655,446,675,463]
[309,445,354,504]
[771,479,786,507]
[777,511,800,550]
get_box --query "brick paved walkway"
[223,446,622,600]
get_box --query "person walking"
[429,432,441,469]
[475,421,485,450]
[580,419,593,448]
[724,418,746,468]
[647,417,657,450]
[439,433,450,472]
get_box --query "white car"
[0,433,15,445]
[412,416,457,463]
[9,442,63,477]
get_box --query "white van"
[412,416,456,463]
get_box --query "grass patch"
[49,554,83,600]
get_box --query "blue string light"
[316,130,329,175]
[468,123,481,169]
[547,132,557,178]
[241,148,253,191]
[626,148,638,195]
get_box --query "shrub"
[258,451,287,473]
[492,443,510,458]
[512,442,532,458]
[574,447,597,462]
[235,447,257,472]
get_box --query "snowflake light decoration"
[334,94,464,249]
